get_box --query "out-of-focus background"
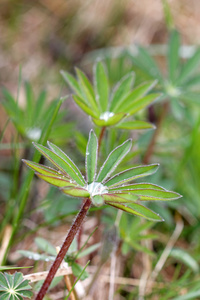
[1,0,200,92]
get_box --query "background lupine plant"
[23,130,181,222]
[129,30,200,118]
[60,62,160,130]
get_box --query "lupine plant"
[23,128,181,299]
[129,30,200,117]
[61,62,160,130]
[0,272,33,300]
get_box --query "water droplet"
[100,111,114,121]
[86,152,90,155]
[26,127,42,141]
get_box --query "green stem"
[35,198,92,300]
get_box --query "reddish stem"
[143,102,169,164]
[98,127,106,153]
[35,198,92,300]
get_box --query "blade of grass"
[64,261,90,300]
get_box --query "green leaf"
[18,250,55,262]
[22,160,62,177]
[107,202,163,221]
[75,68,98,112]
[37,173,77,187]
[61,186,90,197]
[96,139,132,182]
[110,183,166,191]
[33,143,85,186]
[116,81,158,113]
[17,290,32,298]
[0,273,9,287]
[109,72,135,112]
[35,237,57,256]
[112,188,181,201]
[92,112,127,127]
[13,273,24,288]
[34,90,46,123]
[2,89,24,129]
[170,248,199,273]
[47,141,85,185]
[73,95,99,118]
[168,30,180,82]
[94,61,109,112]
[91,195,104,207]
[172,290,200,300]
[65,261,90,299]
[181,91,200,105]
[116,120,155,130]
[0,267,32,271]
[131,46,163,82]
[103,193,138,203]
[60,70,82,96]
[86,130,98,184]
[77,243,101,259]
[25,81,34,128]
[71,262,89,280]
[126,93,161,116]
[105,164,159,187]
[178,49,200,84]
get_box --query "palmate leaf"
[24,129,181,222]
[0,272,33,300]
[86,130,98,183]
[33,142,85,186]
[96,139,132,183]
[105,164,159,187]
[94,61,109,112]
[109,72,135,112]
[107,202,163,222]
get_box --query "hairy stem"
[35,198,92,300]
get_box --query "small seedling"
[0,272,33,300]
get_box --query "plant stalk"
[35,198,92,300]
[98,126,106,153]
[143,102,169,164]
